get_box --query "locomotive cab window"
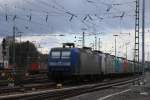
[51,51,61,59]
[61,51,71,59]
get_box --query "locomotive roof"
[83,47,92,50]
[51,47,92,51]
[93,50,103,53]
[110,55,115,57]
[51,47,77,50]
[105,53,111,55]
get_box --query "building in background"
[0,36,12,69]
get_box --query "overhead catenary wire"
[0,0,136,38]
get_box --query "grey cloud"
[0,0,149,37]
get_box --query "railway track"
[0,82,56,96]
[0,73,49,86]
[0,74,52,94]
[23,73,49,84]
[0,76,141,100]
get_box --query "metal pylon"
[134,0,140,63]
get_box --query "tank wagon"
[47,43,142,81]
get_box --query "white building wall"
[0,43,9,69]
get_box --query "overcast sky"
[0,0,150,60]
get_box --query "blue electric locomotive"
[48,43,79,80]
[48,48,78,76]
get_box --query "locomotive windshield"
[51,49,71,59]
[61,51,71,59]
[51,51,61,59]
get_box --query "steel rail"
[0,76,140,100]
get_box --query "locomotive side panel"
[79,49,101,75]
[100,53,106,75]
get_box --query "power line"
[0,0,137,38]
